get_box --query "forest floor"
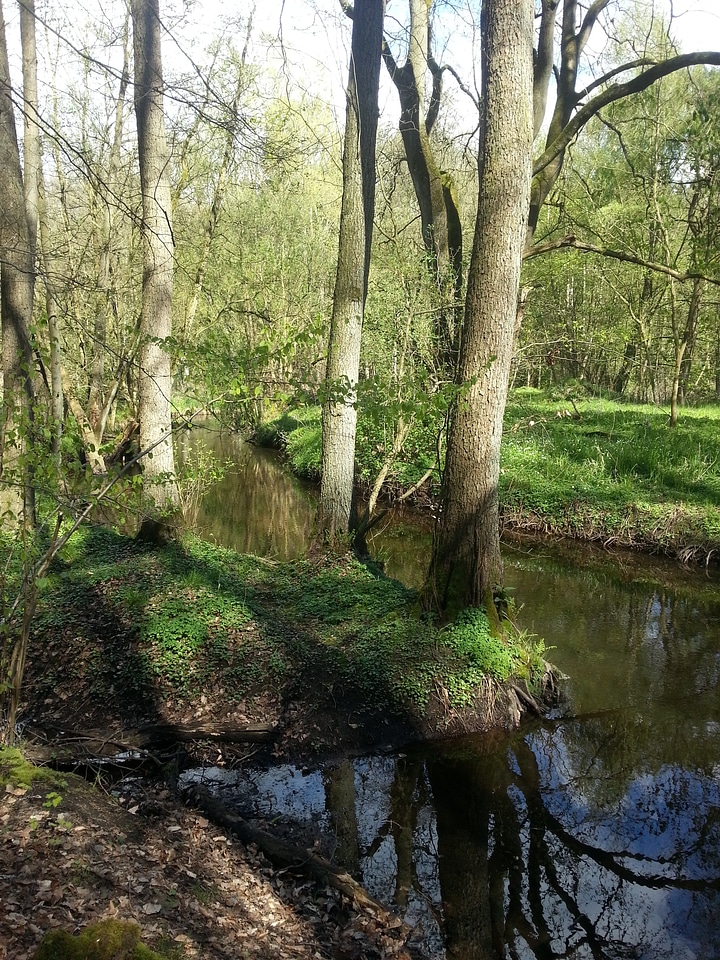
[264,392,720,564]
[0,749,417,960]
[2,526,558,959]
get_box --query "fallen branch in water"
[22,721,276,765]
[183,782,413,944]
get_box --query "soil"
[3,616,437,960]
[3,538,559,960]
[1,765,417,960]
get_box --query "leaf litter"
[0,770,423,959]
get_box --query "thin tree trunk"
[318,0,384,540]
[88,12,130,436]
[678,277,703,405]
[425,0,534,617]
[38,172,64,466]
[132,0,178,519]
[382,0,463,372]
[0,0,36,524]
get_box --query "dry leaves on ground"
[0,772,418,960]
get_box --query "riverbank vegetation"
[258,391,720,562]
[14,526,553,757]
[1,1,720,954]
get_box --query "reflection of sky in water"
[514,726,720,958]
[180,764,328,823]
[530,726,720,880]
[181,721,720,957]
[179,436,720,958]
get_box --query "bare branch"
[524,234,720,287]
[534,52,720,177]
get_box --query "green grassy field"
[260,391,720,560]
[502,390,720,557]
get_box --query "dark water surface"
[181,427,720,959]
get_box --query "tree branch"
[574,57,654,102]
[533,0,558,137]
[524,234,720,286]
[534,52,720,177]
[577,0,611,59]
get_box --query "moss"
[0,748,65,792]
[33,918,164,959]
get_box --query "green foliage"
[284,423,323,480]
[33,919,164,959]
[259,400,443,495]
[441,609,513,681]
[26,527,551,733]
[501,393,720,551]
[141,589,254,691]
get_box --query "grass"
[19,526,549,737]
[502,390,720,556]
[258,391,720,559]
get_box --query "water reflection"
[176,427,316,559]
[182,430,720,958]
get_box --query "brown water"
[182,427,720,959]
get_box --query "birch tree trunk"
[425,0,534,615]
[318,0,384,541]
[131,0,178,520]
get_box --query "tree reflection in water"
[368,715,718,960]
[180,431,720,958]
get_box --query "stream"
[178,425,720,959]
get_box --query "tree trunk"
[528,0,611,239]
[0,0,36,525]
[382,0,463,372]
[318,0,384,540]
[88,12,130,437]
[131,0,178,518]
[678,276,703,405]
[425,0,533,614]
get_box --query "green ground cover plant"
[22,527,548,739]
[259,393,720,559]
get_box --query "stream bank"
[254,398,720,564]
[4,523,557,960]
[18,526,558,765]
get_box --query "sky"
[198,0,720,127]
[3,0,720,138]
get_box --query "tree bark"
[382,0,463,371]
[88,11,130,438]
[131,0,178,517]
[318,0,384,540]
[0,0,36,524]
[425,0,533,614]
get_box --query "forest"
[1,0,719,729]
[1,1,720,955]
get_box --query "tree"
[317,0,384,541]
[0,0,36,525]
[424,0,534,617]
[382,0,466,371]
[131,0,179,522]
[426,0,720,614]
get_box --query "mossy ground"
[33,918,163,959]
[18,526,551,757]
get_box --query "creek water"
[179,426,720,959]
